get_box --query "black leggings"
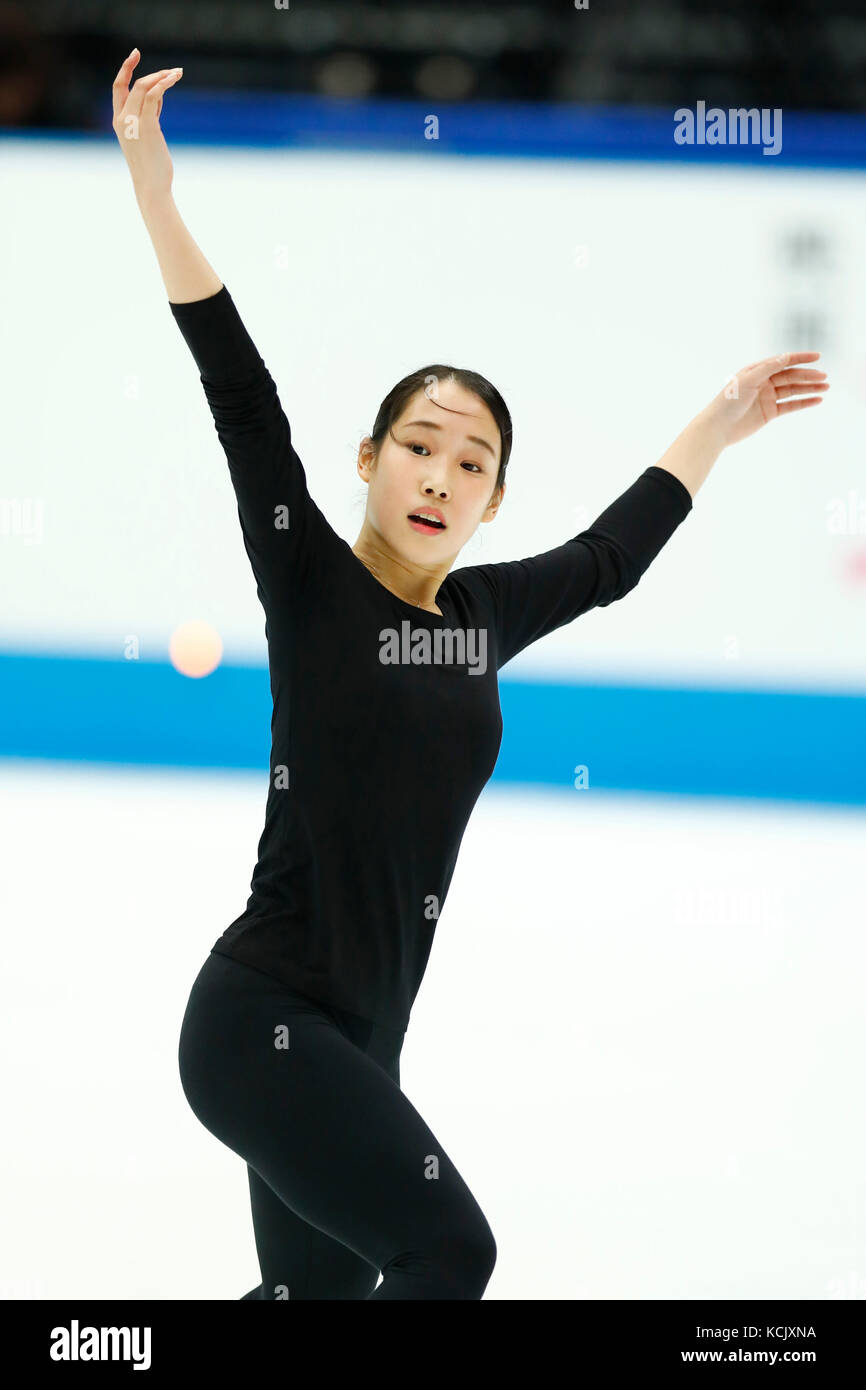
[177,950,496,1299]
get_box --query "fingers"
[775,396,825,414]
[771,369,827,386]
[724,354,830,415]
[141,67,183,120]
[737,354,826,393]
[774,381,829,400]
[111,47,140,123]
[740,351,820,375]
[112,50,182,125]
[125,68,180,120]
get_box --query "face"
[357,379,504,564]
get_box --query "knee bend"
[457,1224,497,1295]
[385,1221,497,1299]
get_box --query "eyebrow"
[400,419,497,460]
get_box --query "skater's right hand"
[112,48,183,202]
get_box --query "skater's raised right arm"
[112,48,332,612]
[112,49,221,303]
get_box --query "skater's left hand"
[702,352,829,449]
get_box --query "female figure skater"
[113,52,828,1300]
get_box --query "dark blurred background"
[5,0,866,131]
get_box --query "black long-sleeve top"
[169,285,693,1031]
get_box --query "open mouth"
[407,514,446,532]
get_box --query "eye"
[406,442,482,472]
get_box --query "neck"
[351,537,447,612]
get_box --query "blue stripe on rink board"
[1,652,864,805]
[496,679,866,804]
[118,96,866,170]
[0,652,273,772]
[158,95,866,170]
[6,99,866,169]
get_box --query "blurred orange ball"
[169,620,223,678]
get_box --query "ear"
[357,437,376,480]
[482,481,505,521]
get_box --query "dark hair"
[366,365,512,497]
